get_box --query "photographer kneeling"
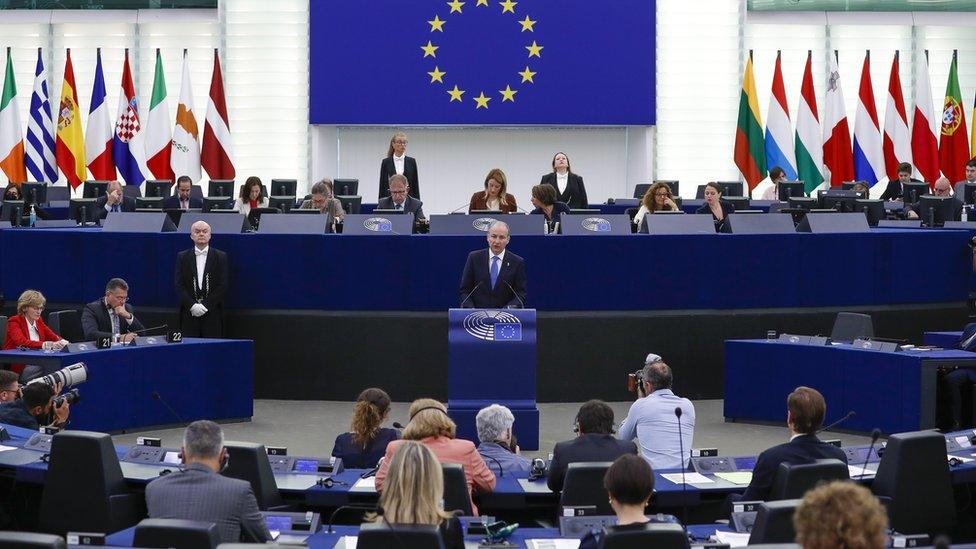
[0,382,69,430]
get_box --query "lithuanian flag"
[55,49,86,189]
[734,52,767,191]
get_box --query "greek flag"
[25,48,56,184]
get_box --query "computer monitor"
[144,180,172,198]
[289,208,322,215]
[372,208,405,215]
[902,181,929,204]
[202,197,233,212]
[820,189,859,213]
[855,199,885,226]
[69,198,99,225]
[334,178,359,196]
[470,210,503,215]
[247,207,278,230]
[964,182,976,206]
[82,180,109,199]
[270,179,297,197]
[716,181,743,197]
[1,200,23,225]
[22,182,47,205]
[135,197,164,210]
[208,179,234,197]
[788,197,818,211]
[337,195,362,214]
[567,208,601,215]
[777,182,805,201]
[724,197,750,211]
[268,196,297,212]
[655,180,679,196]
[917,195,958,227]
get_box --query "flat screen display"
[293,459,318,473]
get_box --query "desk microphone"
[151,391,187,426]
[448,200,474,214]
[504,281,525,309]
[484,453,504,478]
[132,324,168,336]
[860,428,881,479]
[392,421,405,430]
[327,504,378,533]
[460,282,482,308]
[816,410,855,434]
[675,406,688,526]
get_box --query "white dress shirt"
[26,319,39,341]
[488,249,506,273]
[618,389,696,469]
[393,154,405,175]
[555,172,569,194]
[486,197,501,211]
[195,246,209,290]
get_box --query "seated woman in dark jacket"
[331,387,399,468]
[579,455,657,549]
[529,184,571,234]
[695,181,735,233]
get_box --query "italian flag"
[0,48,26,184]
[733,52,766,191]
[146,49,174,182]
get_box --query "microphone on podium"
[505,281,525,309]
[460,281,482,308]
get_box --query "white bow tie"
[195,249,207,257]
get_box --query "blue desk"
[0,228,969,312]
[725,339,976,434]
[0,339,253,432]
[926,331,963,348]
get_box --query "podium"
[447,308,539,450]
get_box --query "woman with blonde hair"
[331,388,399,468]
[794,481,887,549]
[376,398,495,514]
[469,169,517,213]
[3,290,69,374]
[378,131,420,200]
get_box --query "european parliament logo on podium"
[462,310,522,342]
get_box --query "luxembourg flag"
[852,51,885,186]
[112,49,150,185]
[85,48,114,180]
[764,51,797,180]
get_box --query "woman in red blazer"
[468,169,518,214]
[4,290,68,373]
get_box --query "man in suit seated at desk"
[906,177,963,222]
[95,180,136,218]
[81,277,145,344]
[377,173,426,220]
[739,386,847,502]
[145,420,271,544]
[162,176,204,210]
[459,221,527,309]
[547,400,638,493]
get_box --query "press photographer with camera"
[0,363,86,430]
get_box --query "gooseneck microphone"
[816,410,856,434]
[392,421,405,430]
[132,324,169,336]
[860,428,881,479]
[327,504,379,533]
[152,391,187,426]
[675,406,688,526]
[504,281,525,309]
[485,453,504,478]
[460,281,482,308]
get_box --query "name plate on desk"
[852,338,900,352]
[62,341,98,353]
[133,336,167,346]
[777,334,829,346]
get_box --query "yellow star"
[428,15,446,32]
[447,85,465,102]
[447,0,464,13]
[518,15,536,32]
[476,0,489,5]
[519,66,537,83]
[427,66,447,84]
[473,92,492,109]
[526,41,543,58]
[421,41,439,58]
[499,85,517,102]
[499,0,517,13]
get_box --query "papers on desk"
[525,540,581,549]
[336,536,358,549]
[351,477,377,492]
[713,530,752,547]
[714,472,753,485]
[0,445,16,453]
[518,478,554,494]
[848,464,877,478]
[660,472,714,485]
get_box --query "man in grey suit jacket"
[377,173,426,219]
[145,420,271,544]
[954,159,976,203]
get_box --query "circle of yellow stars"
[421,0,541,110]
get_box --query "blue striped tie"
[490,256,500,289]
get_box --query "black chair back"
[747,499,801,545]
[222,441,284,510]
[769,458,849,500]
[871,430,955,535]
[333,178,359,196]
[0,531,67,548]
[830,312,874,342]
[46,309,83,343]
[133,518,220,549]
[559,462,613,515]
[441,463,472,515]
[47,186,70,202]
[122,185,142,199]
[0,315,7,347]
[633,184,651,199]
[358,522,445,549]
[601,523,689,549]
[38,431,143,535]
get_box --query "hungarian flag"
[55,49,86,189]
[882,51,911,181]
[823,51,854,186]
[939,50,969,183]
[853,51,884,186]
[0,48,26,184]
[764,51,797,181]
[84,48,114,181]
[912,51,939,184]
[733,52,766,192]
[112,49,150,185]
[171,50,201,183]
[145,49,174,182]
[202,49,234,180]
[795,51,823,193]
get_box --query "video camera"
[27,362,87,405]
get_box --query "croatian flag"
[112,49,150,185]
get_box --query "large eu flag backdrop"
[309,0,655,126]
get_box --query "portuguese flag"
[939,50,969,184]
[734,52,767,192]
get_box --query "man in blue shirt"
[475,404,531,476]
[618,356,695,470]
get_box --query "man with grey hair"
[377,174,426,219]
[175,221,228,337]
[459,220,527,308]
[618,357,696,470]
[299,178,345,232]
[145,420,270,544]
[475,404,531,476]
[81,277,145,343]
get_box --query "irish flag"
[795,51,823,193]
[145,49,174,182]
[0,48,26,184]
[55,49,86,189]
[733,52,766,192]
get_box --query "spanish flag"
[56,49,86,189]
[734,52,767,192]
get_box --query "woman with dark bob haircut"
[578,454,656,549]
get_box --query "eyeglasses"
[394,140,407,145]
[654,192,670,197]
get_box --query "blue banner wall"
[309,0,656,125]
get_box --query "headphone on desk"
[316,476,348,488]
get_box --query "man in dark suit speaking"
[175,221,228,338]
[459,220,527,308]
[81,277,145,343]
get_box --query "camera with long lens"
[627,369,644,394]
[27,362,87,406]
[54,388,80,406]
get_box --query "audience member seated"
[852,181,870,198]
[145,420,271,544]
[2,290,68,374]
[954,158,976,198]
[618,357,695,469]
[475,404,531,476]
[81,277,145,343]
[95,180,136,218]
[548,400,638,493]
[880,161,922,201]
[331,387,400,469]
[633,182,680,230]
[0,370,20,403]
[695,182,734,232]
[162,176,204,210]
[369,441,463,549]
[739,386,847,502]
[469,169,518,213]
[298,178,345,232]
[3,184,50,220]
[760,166,788,201]
[0,382,69,430]
[794,481,887,549]
[232,176,269,216]
[579,455,655,549]
[540,152,588,209]
[907,177,963,221]
[530,184,571,234]
[377,173,426,219]
[376,398,495,514]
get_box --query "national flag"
[823,51,854,186]
[112,49,150,185]
[202,49,234,180]
[852,51,885,186]
[764,51,797,181]
[795,50,824,193]
[145,49,174,182]
[733,52,766,192]
[912,50,939,184]
[882,51,911,181]
[0,48,26,184]
[171,50,201,183]
[84,48,114,181]
[25,48,56,184]
[971,90,976,161]
[55,49,86,189]
[939,50,969,183]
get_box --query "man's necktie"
[111,204,119,213]
[181,200,188,211]
[490,256,500,289]
[395,203,403,211]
